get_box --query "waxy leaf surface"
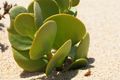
[9,6,27,20]
[13,48,48,72]
[69,58,88,70]
[28,0,59,20]
[9,33,32,51]
[54,0,70,12]
[71,0,80,7]
[14,13,36,39]
[30,20,57,60]
[75,33,90,59]
[34,1,43,28]
[46,40,71,76]
[44,14,86,49]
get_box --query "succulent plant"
[8,0,90,76]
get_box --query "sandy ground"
[0,0,120,80]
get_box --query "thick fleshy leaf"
[36,0,59,20]
[9,6,27,20]
[29,0,59,20]
[69,58,88,70]
[9,33,32,51]
[71,0,80,7]
[69,44,78,60]
[34,1,43,28]
[54,0,70,12]
[8,6,27,34]
[75,33,90,59]
[29,20,57,60]
[66,7,77,16]
[46,40,72,76]
[8,19,32,51]
[7,20,18,34]
[14,13,37,39]
[12,48,48,72]
[28,1,34,13]
[44,14,86,49]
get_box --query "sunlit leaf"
[7,20,18,34]
[13,48,48,72]
[46,40,71,76]
[9,6,27,20]
[75,33,90,59]
[71,0,80,7]
[54,0,70,12]
[9,33,32,51]
[14,13,37,39]
[44,14,86,49]
[34,1,43,28]
[29,20,57,60]
[8,20,32,51]
[8,6,27,34]
[66,7,77,16]
[69,58,88,70]
[28,1,34,13]
[69,44,78,60]
[29,0,59,20]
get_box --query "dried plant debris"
[0,1,16,20]
[0,43,9,52]
[3,1,12,15]
[84,69,91,77]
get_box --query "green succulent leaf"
[29,20,57,60]
[9,6,27,20]
[34,1,43,28]
[71,0,80,7]
[29,0,59,20]
[54,0,70,13]
[75,33,90,59]
[66,7,77,16]
[8,0,89,75]
[9,33,32,51]
[8,20,32,51]
[7,20,18,34]
[69,58,88,70]
[28,1,34,13]
[44,14,86,49]
[14,13,37,39]
[8,6,27,34]
[13,48,48,72]
[69,44,78,60]
[46,39,72,76]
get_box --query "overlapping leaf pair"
[8,0,90,76]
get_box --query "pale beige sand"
[0,0,120,80]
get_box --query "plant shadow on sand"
[20,57,95,80]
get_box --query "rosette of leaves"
[8,0,90,76]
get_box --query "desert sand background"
[0,0,120,80]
